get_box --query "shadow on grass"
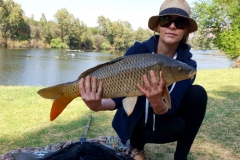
[193,85,240,159]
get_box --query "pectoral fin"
[163,86,171,109]
[122,97,138,116]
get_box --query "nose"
[169,22,176,29]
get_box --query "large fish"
[38,53,196,121]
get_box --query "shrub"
[100,42,110,50]
[50,38,69,49]
[50,38,62,48]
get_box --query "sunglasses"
[158,16,189,30]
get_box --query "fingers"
[137,70,157,96]
[78,76,102,101]
[85,76,91,95]
[96,81,103,98]
[136,73,150,96]
[91,76,97,93]
[136,83,147,95]
[141,70,156,88]
[79,78,86,94]
[150,70,158,88]
[137,70,167,97]
[92,76,103,99]
[159,71,166,86]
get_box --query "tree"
[93,34,109,49]
[39,13,52,43]
[48,21,61,39]
[135,27,152,42]
[0,0,30,40]
[80,28,93,49]
[54,8,73,44]
[97,16,109,37]
[122,25,135,48]
[69,18,88,48]
[192,0,240,58]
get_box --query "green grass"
[0,68,239,159]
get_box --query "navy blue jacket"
[111,35,197,144]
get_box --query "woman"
[79,0,207,159]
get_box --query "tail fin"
[37,82,79,121]
[50,95,74,121]
[37,84,65,99]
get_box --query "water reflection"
[191,50,233,70]
[0,48,234,86]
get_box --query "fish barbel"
[38,53,196,121]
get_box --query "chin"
[164,39,180,45]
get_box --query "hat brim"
[148,14,198,33]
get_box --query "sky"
[14,0,196,30]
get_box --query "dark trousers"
[130,85,207,160]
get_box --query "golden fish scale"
[63,81,79,98]
[88,54,163,98]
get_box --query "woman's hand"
[137,70,168,114]
[78,76,103,111]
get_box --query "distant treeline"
[0,0,153,50]
[0,0,239,58]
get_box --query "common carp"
[38,53,196,121]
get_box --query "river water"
[0,48,234,86]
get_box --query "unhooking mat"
[0,136,153,160]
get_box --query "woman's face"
[157,15,188,45]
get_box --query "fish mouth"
[189,70,196,80]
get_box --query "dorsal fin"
[78,56,126,79]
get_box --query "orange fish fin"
[50,95,74,121]
[38,84,65,99]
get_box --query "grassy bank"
[0,68,239,159]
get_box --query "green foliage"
[80,29,94,49]
[39,13,52,43]
[58,42,69,49]
[93,34,110,49]
[18,40,29,48]
[50,38,68,49]
[217,24,240,58]
[54,8,73,43]
[96,16,152,49]
[135,27,152,42]
[192,0,240,58]
[100,42,110,50]
[0,0,30,40]
[0,1,153,49]
[89,27,99,35]
[50,38,61,48]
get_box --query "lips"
[166,32,177,36]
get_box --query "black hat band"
[160,7,189,17]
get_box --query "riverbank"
[0,38,51,49]
[0,68,239,159]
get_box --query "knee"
[189,85,207,96]
[187,85,208,105]
[172,117,186,138]
[180,85,208,115]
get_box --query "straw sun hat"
[148,0,198,33]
